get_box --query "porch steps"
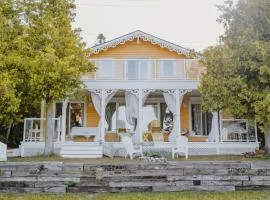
[60,142,103,158]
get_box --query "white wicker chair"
[172,136,188,159]
[121,136,143,160]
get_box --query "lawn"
[7,154,269,163]
[0,191,270,200]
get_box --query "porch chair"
[121,136,143,160]
[172,136,188,159]
[148,120,164,142]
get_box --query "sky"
[74,0,238,52]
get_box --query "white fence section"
[23,117,61,142]
[220,119,257,142]
[86,59,204,81]
[0,142,7,161]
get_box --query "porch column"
[100,89,106,143]
[61,99,68,142]
[175,90,181,138]
[138,90,143,143]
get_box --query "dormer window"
[161,60,176,77]
[98,59,113,77]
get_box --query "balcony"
[83,59,204,81]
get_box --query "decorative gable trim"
[90,30,193,56]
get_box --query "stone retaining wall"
[0,161,269,193]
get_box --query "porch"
[20,89,259,158]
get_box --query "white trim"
[83,80,199,90]
[91,30,193,56]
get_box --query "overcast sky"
[74,0,238,52]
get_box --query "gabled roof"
[90,30,193,56]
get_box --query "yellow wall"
[90,39,187,59]
[181,95,190,130]
[86,96,100,127]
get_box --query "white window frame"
[98,58,114,77]
[160,59,176,77]
[125,58,150,80]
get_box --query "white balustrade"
[220,119,257,142]
[86,59,203,81]
[23,117,61,142]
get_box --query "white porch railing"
[23,117,61,142]
[220,119,257,142]
[84,59,204,81]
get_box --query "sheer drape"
[125,91,139,143]
[208,112,219,142]
[163,92,184,142]
[91,91,116,141]
[163,93,177,141]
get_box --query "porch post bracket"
[126,89,139,98]
[163,89,176,94]
[89,89,102,97]
[142,89,155,105]
[104,89,118,99]
[179,89,192,96]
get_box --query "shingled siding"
[0,161,269,193]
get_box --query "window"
[126,59,149,80]
[191,103,212,136]
[99,59,113,77]
[161,60,176,77]
[68,102,85,130]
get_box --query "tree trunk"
[44,102,54,156]
[6,123,12,140]
[265,124,270,154]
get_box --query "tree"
[23,0,93,155]
[0,0,28,138]
[96,33,106,45]
[200,0,270,152]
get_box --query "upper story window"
[126,59,149,80]
[98,59,113,77]
[161,60,176,77]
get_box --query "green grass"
[0,191,270,200]
[7,154,269,163]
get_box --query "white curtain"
[208,112,219,142]
[125,91,139,143]
[163,92,177,142]
[163,92,184,142]
[91,91,116,141]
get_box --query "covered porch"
[21,88,259,157]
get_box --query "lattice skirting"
[103,142,259,157]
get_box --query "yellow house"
[21,30,259,158]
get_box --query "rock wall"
[0,161,269,193]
